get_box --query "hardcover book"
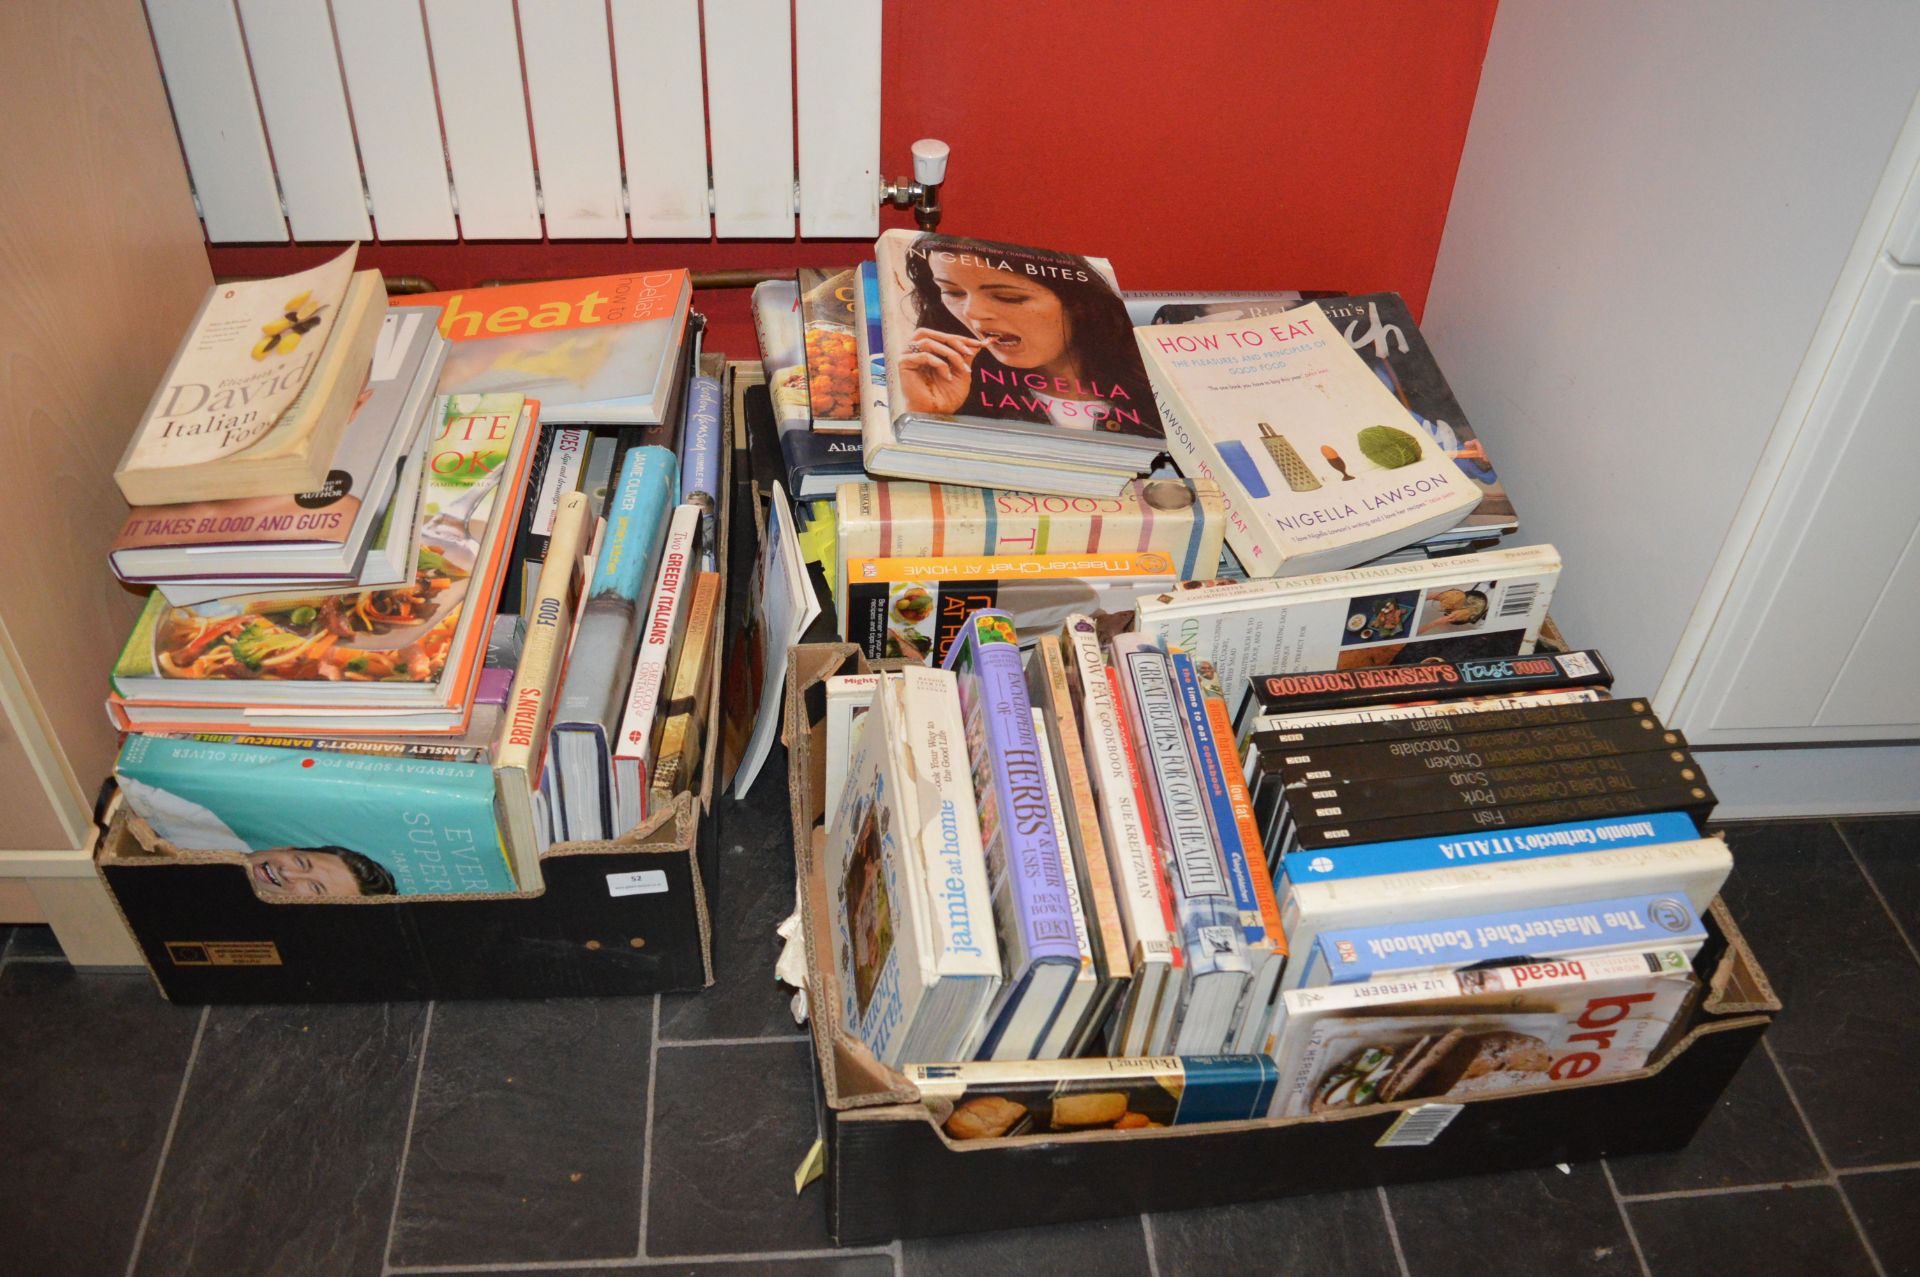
[908,1055,1280,1140]
[550,445,680,840]
[110,305,447,586]
[752,279,868,497]
[827,666,1002,1067]
[1239,649,1613,732]
[646,569,722,804]
[1242,689,1610,755]
[1111,633,1252,1055]
[115,731,514,896]
[108,394,537,727]
[1030,707,1100,1059]
[834,476,1227,584]
[823,673,884,817]
[679,353,725,570]
[414,272,692,423]
[1136,305,1478,576]
[1299,892,1707,987]
[115,248,388,505]
[873,230,1166,474]
[1267,949,1699,1116]
[798,267,860,433]
[609,505,701,833]
[494,490,591,875]
[1062,616,1181,1057]
[1134,542,1562,712]
[941,610,1081,1061]
[1252,693,1648,754]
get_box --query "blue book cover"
[1168,649,1266,948]
[114,733,514,895]
[678,368,722,570]
[1302,892,1707,986]
[1279,812,1701,894]
[552,444,679,837]
[942,610,1079,1058]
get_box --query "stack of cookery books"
[105,256,719,901]
[802,534,1735,1140]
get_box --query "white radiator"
[143,0,882,243]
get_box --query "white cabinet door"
[1688,258,1920,740]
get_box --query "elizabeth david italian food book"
[548,445,679,841]
[115,246,389,506]
[415,271,692,423]
[1297,891,1709,988]
[834,476,1227,581]
[1111,633,1253,1055]
[1062,616,1183,1057]
[107,394,538,735]
[1134,541,1562,721]
[872,230,1166,471]
[908,1054,1280,1141]
[110,305,448,589]
[827,666,1002,1068]
[1266,948,1700,1118]
[114,733,515,896]
[1135,304,1479,576]
[942,611,1083,1061]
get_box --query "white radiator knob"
[912,139,950,186]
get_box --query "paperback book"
[909,1055,1280,1140]
[1136,304,1478,575]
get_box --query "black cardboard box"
[92,365,741,1005]
[782,642,1779,1246]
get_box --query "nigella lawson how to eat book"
[1136,304,1479,576]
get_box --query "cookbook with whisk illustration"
[1136,305,1479,577]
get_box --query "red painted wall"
[208,0,1497,358]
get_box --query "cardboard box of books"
[92,362,740,1005]
[782,641,1779,1246]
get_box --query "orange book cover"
[413,272,692,423]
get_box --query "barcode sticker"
[1376,1103,1464,1147]
[1557,651,1600,678]
[606,870,669,897]
[1497,582,1540,618]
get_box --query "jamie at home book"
[1137,305,1477,576]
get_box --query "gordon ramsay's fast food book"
[107,395,537,734]
[1265,948,1699,1117]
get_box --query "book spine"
[1274,715,1687,785]
[905,1054,1279,1134]
[855,261,893,461]
[1140,373,1283,573]
[1245,650,1614,719]
[1195,679,1287,956]
[1105,664,1184,966]
[1062,619,1178,971]
[677,369,723,571]
[1284,749,1706,828]
[1032,705,1095,1059]
[612,505,701,804]
[942,612,1080,969]
[1168,651,1272,953]
[907,667,998,983]
[647,571,722,800]
[1115,639,1247,981]
[1286,783,1716,852]
[1309,893,1705,985]
[495,493,592,783]
[587,446,680,602]
[1277,811,1703,890]
[1253,694,1648,752]
[1032,635,1131,982]
[156,731,485,765]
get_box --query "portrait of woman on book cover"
[894,235,1161,439]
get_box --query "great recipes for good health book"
[1136,304,1478,576]
[115,246,389,506]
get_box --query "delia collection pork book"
[1136,305,1479,576]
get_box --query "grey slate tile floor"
[2,813,1915,1276]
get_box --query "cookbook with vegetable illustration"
[1136,305,1479,576]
